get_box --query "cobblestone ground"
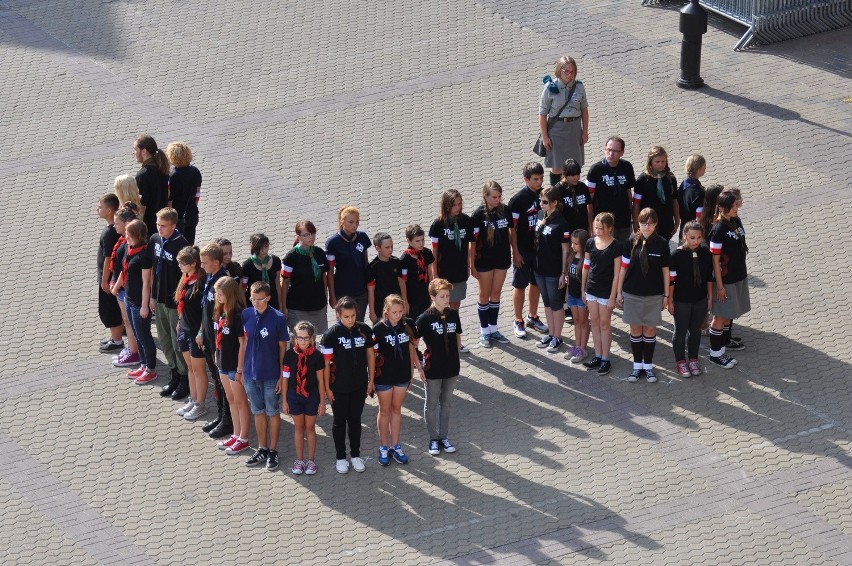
[1,0,850,563]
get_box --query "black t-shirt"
[470,204,514,270]
[112,241,127,285]
[282,347,324,394]
[415,308,462,380]
[677,177,705,237]
[124,245,152,307]
[634,173,679,240]
[534,212,571,277]
[670,246,713,303]
[709,217,748,284]
[584,237,622,298]
[508,186,541,254]
[372,319,415,385]
[201,268,227,348]
[98,224,119,276]
[136,160,169,233]
[177,279,203,333]
[429,215,472,283]
[149,232,189,308]
[586,159,636,229]
[557,181,592,233]
[215,309,244,372]
[621,233,671,296]
[241,255,282,311]
[400,247,434,317]
[168,165,202,223]
[367,257,402,312]
[325,230,371,297]
[567,257,582,299]
[320,322,374,393]
[282,247,329,311]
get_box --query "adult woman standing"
[538,56,590,187]
[281,220,329,333]
[165,141,202,244]
[133,134,170,236]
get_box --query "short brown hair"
[428,278,453,297]
[200,242,224,262]
[156,207,178,224]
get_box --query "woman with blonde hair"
[113,174,142,214]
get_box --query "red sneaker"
[225,439,250,455]
[134,369,158,384]
[217,436,238,450]
[127,367,145,379]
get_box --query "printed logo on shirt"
[442,228,468,241]
[484,218,509,230]
[356,243,365,253]
[384,333,410,345]
[260,327,269,338]
[337,336,366,349]
[206,291,214,303]
[563,194,587,207]
[154,243,174,262]
[601,174,628,187]
[542,225,553,236]
[430,321,458,334]
[222,327,230,335]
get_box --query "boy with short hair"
[97,193,124,352]
[238,281,290,471]
[400,225,436,321]
[366,233,407,323]
[149,208,189,395]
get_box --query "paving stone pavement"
[1,0,851,563]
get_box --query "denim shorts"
[534,273,563,309]
[584,292,612,307]
[220,369,237,382]
[566,295,586,309]
[286,389,320,416]
[177,329,204,358]
[244,378,281,416]
[375,381,410,392]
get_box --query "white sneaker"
[184,403,208,421]
[176,399,195,416]
[351,457,366,472]
[335,459,349,474]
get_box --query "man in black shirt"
[586,136,635,242]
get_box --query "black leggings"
[672,298,707,361]
[331,388,367,459]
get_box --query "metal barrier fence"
[643,0,852,49]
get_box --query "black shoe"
[201,414,222,433]
[583,356,602,370]
[266,450,280,471]
[170,374,190,401]
[246,448,268,467]
[208,414,233,439]
[159,370,180,397]
[597,360,611,375]
[99,340,124,353]
[725,341,745,351]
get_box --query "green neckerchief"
[250,254,271,283]
[449,216,462,251]
[293,244,321,281]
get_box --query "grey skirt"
[544,118,584,170]
[712,279,751,319]
[622,292,664,326]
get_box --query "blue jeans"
[125,299,157,370]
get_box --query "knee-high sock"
[643,335,656,368]
[709,327,725,356]
[630,335,643,367]
[488,301,500,333]
[478,303,489,333]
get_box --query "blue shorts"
[244,378,281,416]
[177,329,204,358]
[286,389,320,416]
[534,273,563,309]
[375,381,410,392]
[220,369,237,382]
[566,295,586,309]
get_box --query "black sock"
[709,327,724,353]
[723,323,732,344]
[630,335,643,362]
[549,172,561,186]
[643,335,656,364]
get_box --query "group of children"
[96,133,750,474]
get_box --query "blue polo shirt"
[325,229,371,297]
[242,306,290,381]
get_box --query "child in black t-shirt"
[109,204,141,368]
[215,238,243,281]
[400,225,435,321]
[119,220,158,383]
[213,276,248,454]
[367,232,407,324]
[282,321,326,475]
[173,246,208,421]
[97,193,124,352]
[416,279,463,457]
[564,229,590,364]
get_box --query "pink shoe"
[134,369,158,384]
[676,361,690,377]
[127,367,145,379]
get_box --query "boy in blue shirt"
[238,281,290,471]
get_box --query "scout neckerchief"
[109,235,126,274]
[123,243,147,277]
[176,273,199,316]
[293,244,321,281]
[449,216,462,251]
[250,254,273,283]
[384,318,406,360]
[293,344,315,398]
[403,247,427,282]
[215,312,228,350]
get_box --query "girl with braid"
[416,279,463,457]
[615,208,671,383]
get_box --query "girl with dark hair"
[173,246,208,420]
[241,233,282,311]
[281,220,329,333]
[555,159,594,234]
[109,204,142,369]
[133,134,170,235]
[118,219,158,384]
[615,208,671,383]
[469,181,515,348]
[564,229,590,363]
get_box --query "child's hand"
[326,390,335,404]
[195,335,203,348]
[667,301,675,316]
[275,377,284,394]
[369,312,377,324]
[140,306,149,319]
[101,281,111,293]
[318,400,326,417]
[282,399,289,415]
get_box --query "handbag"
[533,81,579,157]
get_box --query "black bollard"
[677,0,708,89]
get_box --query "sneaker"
[428,439,440,456]
[100,336,112,346]
[112,347,129,362]
[546,337,563,353]
[134,369,158,384]
[378,446,390,467]
[525,315,548,333]
[583,356,602,370]
[708,354,737,369]
[645,368,658,383]
[729,335,744,345]
[291,459,305,475]
[536,334,553,348]
[351,457,366,472]
[627,368,642,383]
[597,360,611,375]
[246,448,269,467]
[440,438,457,453]
[725,340,745,351]
[676,361,691,377]
[217,435,238,450]
[336,459,350,474]
[176,399,195,416]
[225,438,250,455]
[513,319,527,338]
[115,351,140,368]
[184,403,207,421]
[99,339,124,353]
[460,344,470,354]
[688,359,702,376]
[266,450,280,471]
[304,460,318,475]
[479,334,491,348]
[564,313,574,324]
[127,366,145,379]
[569,348,588,364]
[490,331,510,344]
[390,444,409,464]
